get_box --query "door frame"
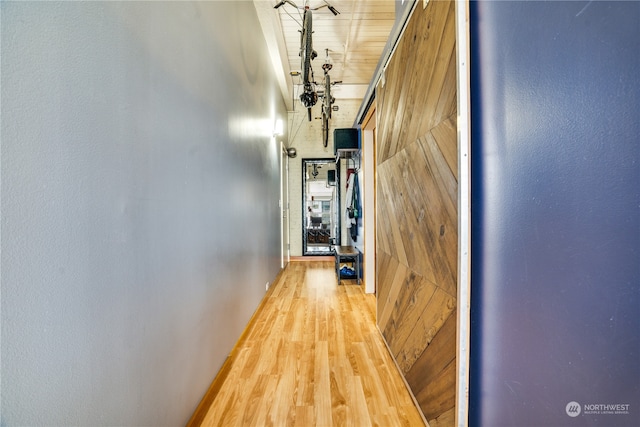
[301,158,340,256]
[280,141,290,267]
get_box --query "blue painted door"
[469,1,639,425]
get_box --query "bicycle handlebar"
[274,0,339,16]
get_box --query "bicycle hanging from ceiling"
[274,0,339,123]
[320,48,341,147]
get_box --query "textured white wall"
[286,99,361,256]
[1,2,286,425]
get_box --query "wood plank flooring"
[189,261,425,427]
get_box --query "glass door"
[302,158,340,255]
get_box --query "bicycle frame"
[320,50,335,147]
[274,0,339,16]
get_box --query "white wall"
[287,99,361,256]
[1,2,286,425]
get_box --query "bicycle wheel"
[322,73,330,146]
[324,72,332,119]
[301,10,313,87]
[322,109,329,147]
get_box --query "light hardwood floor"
[188,261,426,427]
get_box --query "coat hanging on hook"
[345,171,361,241]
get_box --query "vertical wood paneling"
[377,260,410,332]
[417,3,457,139]
[398,0,455,151]
[395,290,456,374]
[375,0,458,424]
[382,273,437,357]
[430,116,458,182]
[408,311,457,424]
[374,251,393,320]
[377,162,410,265]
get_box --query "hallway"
[189,261,425,426]
[3,2,638,425]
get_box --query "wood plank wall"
[375,1,457,425]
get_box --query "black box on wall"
[334,128,359,155]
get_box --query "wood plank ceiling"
[254,0,396,110]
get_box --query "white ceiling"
[254,0,396,111]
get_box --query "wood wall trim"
[454,0,472,424]
[362,101,376,130]
[361,103,377,294]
